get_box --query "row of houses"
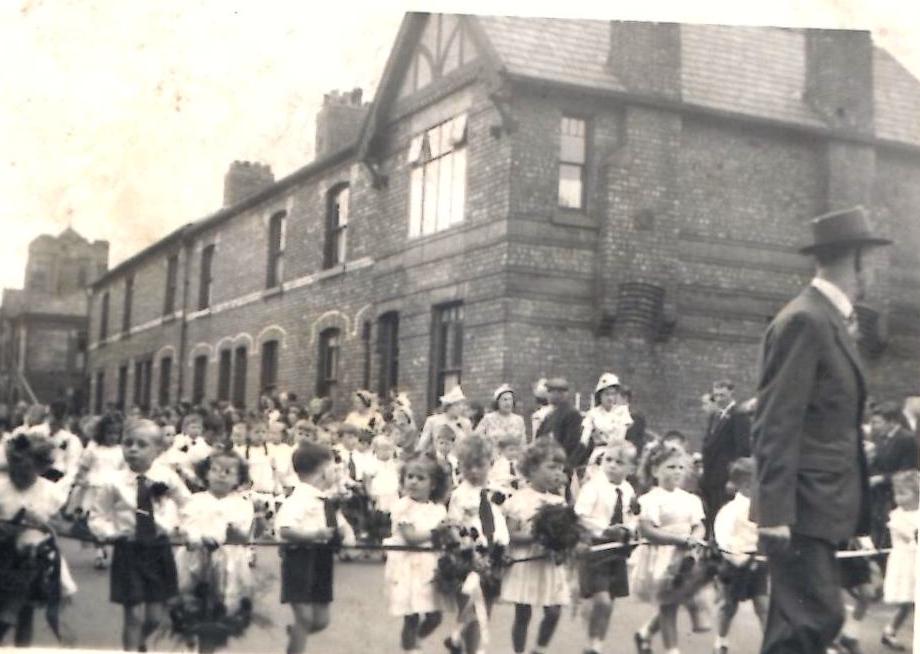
[86,14,920,437]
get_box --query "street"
[21,540,910,653]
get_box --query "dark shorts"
[280,545,334,604]
[579,553,629,599]
[717,560,768,602]
[839,556,872,590]
[110,539,178,605]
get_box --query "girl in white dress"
[880,469,918,651]
[384,452,450,653]
[475,384,527,445]
[501,438,570,654]
[630,442,705,654]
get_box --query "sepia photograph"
[0,1,918,652]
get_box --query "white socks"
[714,635,728,648]
[590,637,604,651]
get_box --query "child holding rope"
[880,469,918,651]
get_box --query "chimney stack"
[804,29,874,135]
[608,21,682,99]
[223,161,274,208]
[315,88,368,159]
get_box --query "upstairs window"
[122,275,134,334]
[260,339,279,394]
[266,211,286,288]
[99,292,110,342]
[164,254,179,315]
[324,184,349,269]
[558,116,587,210]
[316,328,340,398]
[408,114,468,238]
[199,244,215,310]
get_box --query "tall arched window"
[316,328,340,397]
[266,211,286,288]
[324,184,349,269]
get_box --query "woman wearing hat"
[344,390,385,434]
[417,386,472,453]
[474,384,527,444]
[579,373,633,460]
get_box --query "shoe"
[93,553,107,570]
[714,646,728,654]
[837,635,866,654]
[247,546,257,568]
[583,649,600,654]
[881,632,907,652]
[443,636,462,654]
[633,631,652,654]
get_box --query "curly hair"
[399,451,450,503]
[638,440,687,487]
[94,412,124,445]
[194,450,250,489]
[454,433,493,470]
[5,431,55,472]
[519,437,566,480]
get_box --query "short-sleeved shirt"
[275,481,330,534]
[0,475,66,546]
[575,475,637,538]
[637,486,704,537]
[181,490,254,544]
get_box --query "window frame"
[94,370,105,414]
[217,349,232,402]
[192,355,208,405]
[232,345,248,409]
[198,244,215,310]
[122,275,134,334]
[116,364,128,411]
[158,356,172,407]
[557,114,589,211]
[266,211,286,288]
[376,311,399,399]
[99,292,110,342]
[429,302,464,409]
[316,328,341,398]
[324,184,349,269]
[260,339,279,395]
[133,356,153,411]
[408,114,468,238]
[164,254,179,315]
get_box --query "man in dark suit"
[752,206,890,654]
[535,377,585,471]
[900,394,920,468]
[867,401,919,549]
[700,379,751,536]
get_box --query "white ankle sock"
[591,637,604,651]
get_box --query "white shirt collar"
[811,277,854,320]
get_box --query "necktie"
[136,475,157,541]
[478,489,495,546]
[348,452,357,480]
[322,497,338,529]
[509,460,516,477]
[610,487,624,527]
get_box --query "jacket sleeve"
[752,312,820,529]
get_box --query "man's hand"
[758,524,791,554]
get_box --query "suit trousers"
[761,533,844,654]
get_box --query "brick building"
[86,15,920,442]
[1,227,109,409]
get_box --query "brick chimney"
[223,161,274,208]
[608,21,682,99]
[804,29,874,135]
[315,88,368,159]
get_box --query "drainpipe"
[176,230,193,401]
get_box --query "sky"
[1,0,919,291]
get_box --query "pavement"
[20,540,913,653]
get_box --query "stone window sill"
[552,210,599,229]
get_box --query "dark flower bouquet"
[531,503,584,565]
[432,523,506,600]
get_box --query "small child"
[489,431,523,497]
[434,425,461,491]
[574,442,638,654]
[880,469,918,651]
[501,438,570,654]
[237,417,280,555]
[630,442,706,654]
[0,431,69,647]
[712,458,767,654]
[267,421,297,495]
[173,414,211,486]
[445,434,510,654]
[275,441,354,654]
[367,435,400,514]
[89,419,191,652]
[384,452,450,653]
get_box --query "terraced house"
[86,14,920,436]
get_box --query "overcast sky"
[1,0,918,291]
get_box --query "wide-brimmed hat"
[493,383,516,402]
[439,386,467,406]
[594,373,621,395]
[799,206,892,255]
[545,377,569,392]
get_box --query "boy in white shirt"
[489,431,523,498]
[574,441,638,654]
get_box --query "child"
[880,469,918,651]
[501,438,570,654]
[237,418,280,547]
[574,442,638,654]
[267,421,297,495]
[489,431,523,498]
[175,450,254,652]
[445,434,510,654]
[630,442,706,654]
[434,424,461,491]
[712,458,767,654]
[384,451,450,653]
[89,419,191,652]
[367,435,400,513]
[275,441,354,654]
[0,431,68,647]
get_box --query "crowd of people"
[0,373,916,654]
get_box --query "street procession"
[2,6,920,654]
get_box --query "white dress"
[368,458,400,513]
[384,496,448,615]
[177,491,255,613]
[580,405,633,447]
[883,507,918,604]
[475,411,527,444]
[79,443,126,513]
[500,487,570,606]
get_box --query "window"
[99,292,110,342]
[217,349,232,402]
[260,340,279,394]
[199,244,215,310]
[266,211,286,288]
[94,370,105,414]
[558,116,587,210]
[192,355,208,405]
[122,275,134,333]
[324,185,349,268]
[377,312,399,399]
[116,364,128,411]
[134,357,153,411]
[430,303,463,406]
[361,322,371,390]
[316,328,340,398]
[232,346,248,408]
[158,356,172,407]
[164,254,179,315]
[408,114,468,237]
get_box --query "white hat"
[493,384,515,402]
[594,373,621,395]
[533,378,549,400]
[439,386,467,406]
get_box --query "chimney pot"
[223,160,274,207]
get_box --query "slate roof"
[475,15,920,147]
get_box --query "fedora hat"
[799,206,892,255]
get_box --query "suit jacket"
[535,402,584,468]
[701,403,751,496]
[751,286,870,543]
[872,427,919,478]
